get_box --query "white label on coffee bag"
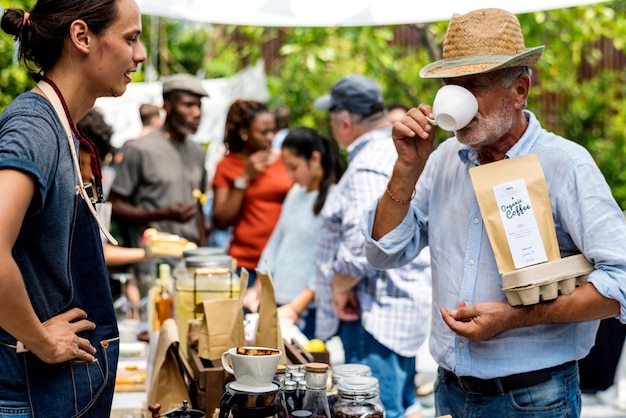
[493,178,548,269]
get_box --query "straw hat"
[420,8,544,79]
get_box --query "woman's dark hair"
[282,126,344,215]
[224,99,270,153]
[1,0,120,75]
[77,108,114,160]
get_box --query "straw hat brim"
[420,45,544,79]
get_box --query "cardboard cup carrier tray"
[501,254,593,306]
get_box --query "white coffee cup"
[430,84,478,131]
[221,346,282,388]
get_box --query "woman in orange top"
[212,99,293,296]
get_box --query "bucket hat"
[162,74,209,97]
[420,8,544,79]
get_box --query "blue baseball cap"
[314,74,384,116]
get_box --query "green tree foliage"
[518,3,626,208]
[1,1,626,206]
[0,0,36,106]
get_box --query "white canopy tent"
[99,0,611,151]
[135,0,608,27]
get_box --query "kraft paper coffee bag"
[255,269,287,365]
[196,270,249,360]
[469,154,560,274]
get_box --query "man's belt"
[442,361,575,396]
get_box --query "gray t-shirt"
[111,129,207,247]
[0,92,76,400]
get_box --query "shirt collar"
[346,126,392,162]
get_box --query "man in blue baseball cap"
[314,74,432,418]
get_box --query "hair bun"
[1,8,27,36]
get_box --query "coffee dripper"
[219,381,288,418]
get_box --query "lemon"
[305,339,326,352]
[192,189,207,206]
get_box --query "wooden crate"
[283,338,331,367]
[187,346,232,413]
[311,350,331,365]
[187,340,330,413]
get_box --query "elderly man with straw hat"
[361,8,626,417]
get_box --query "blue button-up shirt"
[315,127,432,357]
[361,111,626,378]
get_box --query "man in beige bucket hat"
[361,8,626,417]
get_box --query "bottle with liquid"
[299,362,331,418]
[154,263,174,331]
[284,380,298,415]
[297,380,307,411]
[275,364,289,418]
[290,370,306,409]
[147,277,161,333]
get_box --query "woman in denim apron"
[20,159,121,417]
[0,0,146,416]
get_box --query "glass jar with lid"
[182,247,226,259]
[173,246,227,281]
[335,376,384,418]
[175,254,239,350]
[328,363,372,416]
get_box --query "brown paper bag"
[196,270,249,360]
[255,269,286,364]
[147,318,192,411]
[187,317,203,348]
[469,154,560,274]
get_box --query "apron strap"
[36,81,118,246]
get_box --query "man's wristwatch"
[234,176,249,190]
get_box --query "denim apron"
[21,192,119,417]
[20,81,120,417]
